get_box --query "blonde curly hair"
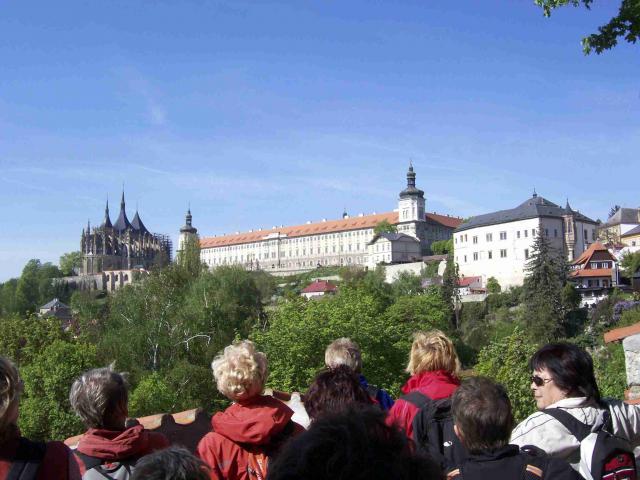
[406,330,460,376]
[0,357,22,438]
[212,340,268,401]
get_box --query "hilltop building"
[599,207,640,244]
[454,194,598,289]
[177,207,199,259]
[80,191,172,275]
[196,166,462,274]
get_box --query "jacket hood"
[212,395,294,446]
[401,369,460,395]
[77,424,153,460]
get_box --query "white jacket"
[511,397,640,470]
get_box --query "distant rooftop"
[455,194,596,233]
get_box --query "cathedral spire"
[180,205,197,234]
[103,197,113,228]
[399,162,424,199]
[113,187,131,232]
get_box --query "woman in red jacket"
[197,340,302,480]
[386,330,461,439]
[0,356,81,480]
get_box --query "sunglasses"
[531,375,553,387]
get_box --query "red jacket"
[0,428,81,480]
[197,395,303,480]
[74,424,169,474]
[385,370,460,439]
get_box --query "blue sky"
[1,1,638,281]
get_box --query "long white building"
[185,166,462,274]
[453,194,597,289]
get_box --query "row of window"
[457,249,524,263]
[458,227,597,245]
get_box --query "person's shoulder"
[146,430,170,449]
[511,411,557,440]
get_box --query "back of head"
[212,340,268,402]
[69,366,128,429]
[324,337,362,373]
[451,376,513,454]
[407,330,460,376]
[529,342,601,405]
[267,405,442,480]
[131,446,209,480]
[304,365,371,422]
[0,356,22,440]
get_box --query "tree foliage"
[373,220,397,235]
[475,328,539,422]
[252,286,449,396]
[536,0,640,54]
[441,254,460,330]
[59,251,83,276]
[522,229,567,342]
[486,277,501,294]
[430,239,453,255]
[620,251,640,279]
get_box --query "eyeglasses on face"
[530,375,553,387]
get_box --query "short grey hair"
[325,338,362,373]
[69,366,128,428]
[131,446,210,480]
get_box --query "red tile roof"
[569,268,613,278]
[301,279,338,293]
[426,212,463,229]
[571,242,613,266]
[200,211,462,249]
[458,276,482,287]
[604,322,640,344]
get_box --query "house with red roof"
[300,279,338,299]
[568,241,619,307]
[456,276,484,296]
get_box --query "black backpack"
[7,438,46,480]
[402,391,467,470]
[447,447,549,480]
[545,407,637,480]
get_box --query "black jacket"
[446,445,583,480]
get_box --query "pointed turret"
[565,199,573,213]
[399,162,424,199]
[131,208,149,234]
[180,207,197,234]
[113,189,131,232]
[103,198,113,229]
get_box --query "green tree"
[59,251,83,276]
[522,229,567,342]
[15,260,42,315]
[486,277,501,294]
[593,342,626,399]
[475,328,539,422]
[536,0,640,54]
[441,254,461,330]
[20,341,99,440]
[177,235,204,278]
[373,220,397,235]
[0,279,18,316]
[430,239,453,255]
[0,315,70,366]
[561,282,581,313]
[391,271,424,297]
[620,251,640,279]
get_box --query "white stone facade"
[454,197,597,289]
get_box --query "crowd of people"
[1,330,639,479]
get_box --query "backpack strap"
[7,438,47,480]
[400,391,430,409]
[543,408,592,442]
[520,447,549,480]
[365,384,380,399]
[74,451,104,471]
[446,467,462,479]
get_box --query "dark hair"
[451,377,514,453]
[303,365,372,422]
[529,343,601,406]
[267,406,442,480]
[131,446,210,480]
